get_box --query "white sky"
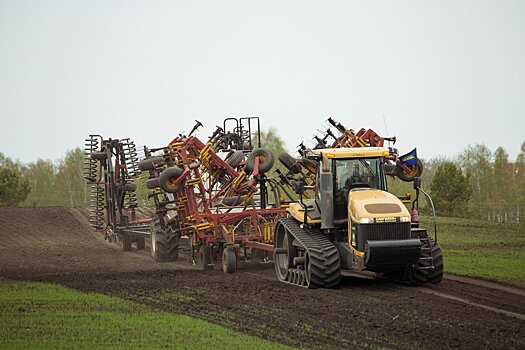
[1,0,524,163]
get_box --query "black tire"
[245,148,274,174]
[226,151,245,169]
[150,219,179,262]
[117,182,137,192]
[138,156,165,171]
[136,237,145,250]
[298,158,317,173]
[90,151,107,160]
[159,166,185,193]
[122,234,132,251]
[222,246,237,273]
[199,245,213,270]
[146,178,160,189]
[221,195,254,206]
[395,159,424,182]
[279,153,301,174]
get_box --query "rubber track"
[280,218,341,288]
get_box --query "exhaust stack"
[320,153,335,230]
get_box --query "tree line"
[0,149,88,207]
[1,137,524,224]
[388,142,525,223]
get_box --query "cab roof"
[307,147,389,159]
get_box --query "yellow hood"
[348,189,410,222]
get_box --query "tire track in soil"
[0,207,524,350]
[417,287,525,321]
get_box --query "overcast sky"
[1,0,524,164]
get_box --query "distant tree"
[492,147,512,222]
[22,159,57,206]
[0,167,30,207]
[430,161,472,217]
[54,148,87,207]
[458,144,493,219]
[517,141,525,164]
[513,142,525,223]
[259,127,287,156]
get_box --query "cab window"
[333,158,381,220]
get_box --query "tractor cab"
[309,147,391,225]
[287,147,421,272]
[331,155,387,221]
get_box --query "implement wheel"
[138,156,165,171]
[279,152,301,174]
[245,148,274,174]
[117,182,137,192]
[395,159,424,182]
[136,237,145,250]
[159,166,185,193]
[122,234,132,252]
[199,245,213,270]
[222,246,237,273]
[150,219,179,262]
[226,151,245,169]
[146,178,160,189]
[90,151,107,160]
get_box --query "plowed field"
[0,207,523,349]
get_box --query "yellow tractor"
[273,147,443,288]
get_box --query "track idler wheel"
[274,222,296,283]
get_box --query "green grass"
[426,216,525,287]
[0,281,293,350]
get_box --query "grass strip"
[425,216,525,287]
[0,281,293,350]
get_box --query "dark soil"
[0,207,524,349]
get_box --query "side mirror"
[294,180,305,195]
[413,177,421,189]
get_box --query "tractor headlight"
[399,216,411,222]
[358,217,375,224]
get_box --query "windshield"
[335,158,381,191]
[333,157,382,219]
